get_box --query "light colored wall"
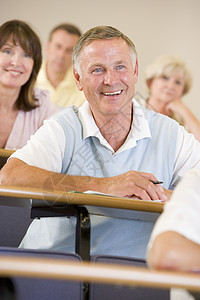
[2,0,200,118]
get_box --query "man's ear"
[134,58,139,83]
[73,67,83,91]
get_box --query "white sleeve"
[172,126,200,187]
[148,169,200,250]
[10,119,66,173]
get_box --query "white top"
[148,168,200,248]
[11,99,200,187]
[147,168,200,300]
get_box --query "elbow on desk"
[147,234,181,271]
[0,157,20,186]
[0,166,11,185]
[148,250,178,271]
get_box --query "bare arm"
[147,231,200,272]
[166,99,200,142]
[0,158,168,201]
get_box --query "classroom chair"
[90,254,170,300]
[0,247,83,300]
[0,204,32,247]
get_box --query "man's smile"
[101,90,122,96]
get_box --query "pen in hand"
[150,180,163,184]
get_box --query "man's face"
[74,38,138,119]
[46,29,79,74]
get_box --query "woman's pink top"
[5,88,57,150]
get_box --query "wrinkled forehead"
[82,37,131,53]
[80,38,135,64]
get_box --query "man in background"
[36,23,85,108]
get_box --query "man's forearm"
[0,158,101,192]
[0,158,169,200]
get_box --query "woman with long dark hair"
[0,20,56,149]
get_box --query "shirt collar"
[78,98,151,154]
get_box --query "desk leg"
[75,206,91,261]
[75,207,90,300]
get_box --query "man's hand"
[102,170,167,201]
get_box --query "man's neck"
[94,107,133,152]
[46,63,67,88]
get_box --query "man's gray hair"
[72,26,137,76]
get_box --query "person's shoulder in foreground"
[147,168,200,273]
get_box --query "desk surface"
[0,149,14,170]
[0,149,15,157]
[0,255,199,292]
[0,185,164,213]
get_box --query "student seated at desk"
[147,168,200,299]
[1,26,200,260]
[0,20,57,150]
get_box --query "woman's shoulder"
[33,87,51,103]
[32,87,57,116]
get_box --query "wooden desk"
[0,187,198,299]
[0,149,14,170]
[0,185,164,261]
[0,149,14,157]
[0,255,199,292]
[0,185,164,212]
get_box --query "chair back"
[0,247,83,300]
[0,205,32,247]
[90,255,170,300]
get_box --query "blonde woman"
[145,55,200,141]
